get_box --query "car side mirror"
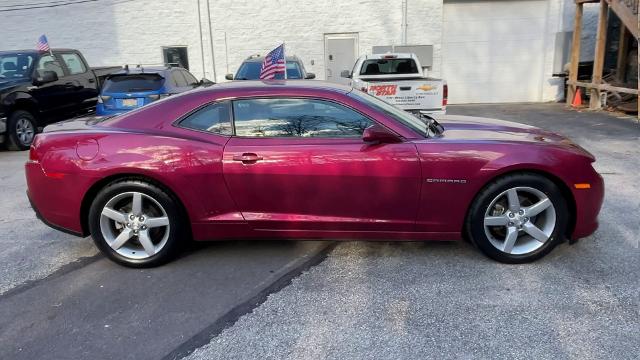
[305,72,316,79]
[362,124,401,144]
[35,70,58,85]
[225,73,234,80]
[340,70,351,78]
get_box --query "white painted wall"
[0,0,594,103]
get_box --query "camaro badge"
[427,178,468,184]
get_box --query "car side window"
[172,70,188,87]
[233,98,373,138]
[35,55,64,78]
[60,53,87,74]
[178,101,232,135]
[182,70,198,85]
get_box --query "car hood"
[433,115,594,159]
[0,78,29,93]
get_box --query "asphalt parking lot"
[1,103,638,359]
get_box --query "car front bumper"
[570,167,605,240]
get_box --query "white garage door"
[442,0,548,104]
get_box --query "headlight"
[98,95,111,103]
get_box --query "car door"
[223,96,421,233]
[30,53,75,122]
[58,52,99,112]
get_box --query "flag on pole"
[259,43,286,80]
[36,35,50,52]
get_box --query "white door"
[442,0,548,104]
[325,34,358,84]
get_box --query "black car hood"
[0,78,29,90]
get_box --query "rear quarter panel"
[28,129,243,239]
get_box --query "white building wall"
[0,1,204,75]
[205,0,443,81]
[0,0,594,103]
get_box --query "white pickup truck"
[341,53,447,116]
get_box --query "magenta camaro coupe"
[25,81,604,267]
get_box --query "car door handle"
[88,78,95,83]
[232,153,263,163]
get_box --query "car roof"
[361,53,417,60]
[199,80,351,93]
[243,55,302,63]
[0,48,79,56]
[109,66,178,76]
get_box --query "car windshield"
[103,74,164,93]
[348,89,427,137]
[235,61,302,80]
[0,53,35,79]
[360,58,419,75]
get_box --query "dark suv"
[225,55,315,80]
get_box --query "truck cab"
[0,49,119,150]
[342,53,447,116]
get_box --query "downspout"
[401,0,408,45]
[197,0,206,79]
[205,0,217,81]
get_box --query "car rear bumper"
[25,160,87,237]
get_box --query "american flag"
[259,44,286,80]
[36,35,50,52]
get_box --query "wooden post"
[615,25,629,82]
[567,3,583,105]
[589,0,609,109]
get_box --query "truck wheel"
[7,110,37,151]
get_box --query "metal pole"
[401,0,408,45]
[205,0,217,81]
[224,32,229,74]
[197,0,206,78]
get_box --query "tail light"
[29,140,39,162]
[442,84,448,107]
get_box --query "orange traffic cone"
[572,88,583,107]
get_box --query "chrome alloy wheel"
[483,187,556,255]
[15,117,35,146]
[99,191,170,259]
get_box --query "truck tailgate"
[364,79,444,111]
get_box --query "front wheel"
[466,173,568,263]
[88,180,186,267]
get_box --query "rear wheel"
[7,110,36,151]
[466,173,568,263]
[88,180,185,267]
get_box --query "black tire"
[466,173,568,263]
[88,180,186,267]
[7,110,37,151]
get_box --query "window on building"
[178,101,232,135]
[60,53,87,74]
[162,46,189,70]
[233,98,373,138]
